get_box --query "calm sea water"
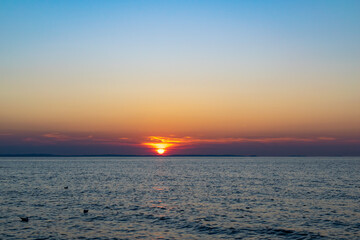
[0,157,359,239]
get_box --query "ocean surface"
[0,157,359,239]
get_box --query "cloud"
[7,132,353,150]
[140,135,341,153]
[317,137,336,141]
[1,132,357,155]
[12,132,134,146]
[0,133,13,136]
[42,133,76,141]
[143,135,337,146]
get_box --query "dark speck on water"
[0,157,360,239]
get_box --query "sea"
[0,157,359,239]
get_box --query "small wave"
[260,227,325,239]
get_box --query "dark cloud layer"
[1,132,359,156]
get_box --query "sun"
[157,148,165,155]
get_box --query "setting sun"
[157,149,165,155]
[143,137,180,155]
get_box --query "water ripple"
[0,157,359,239]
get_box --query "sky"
[1,0,360,155]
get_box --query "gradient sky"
[1,0,360,155]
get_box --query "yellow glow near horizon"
[157,148,165,154]
[143,137,178,154]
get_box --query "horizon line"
[0,154,359,157]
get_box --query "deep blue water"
[0,157,359,239]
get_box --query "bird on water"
[83,209,89,213]
[20,217,28,222]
